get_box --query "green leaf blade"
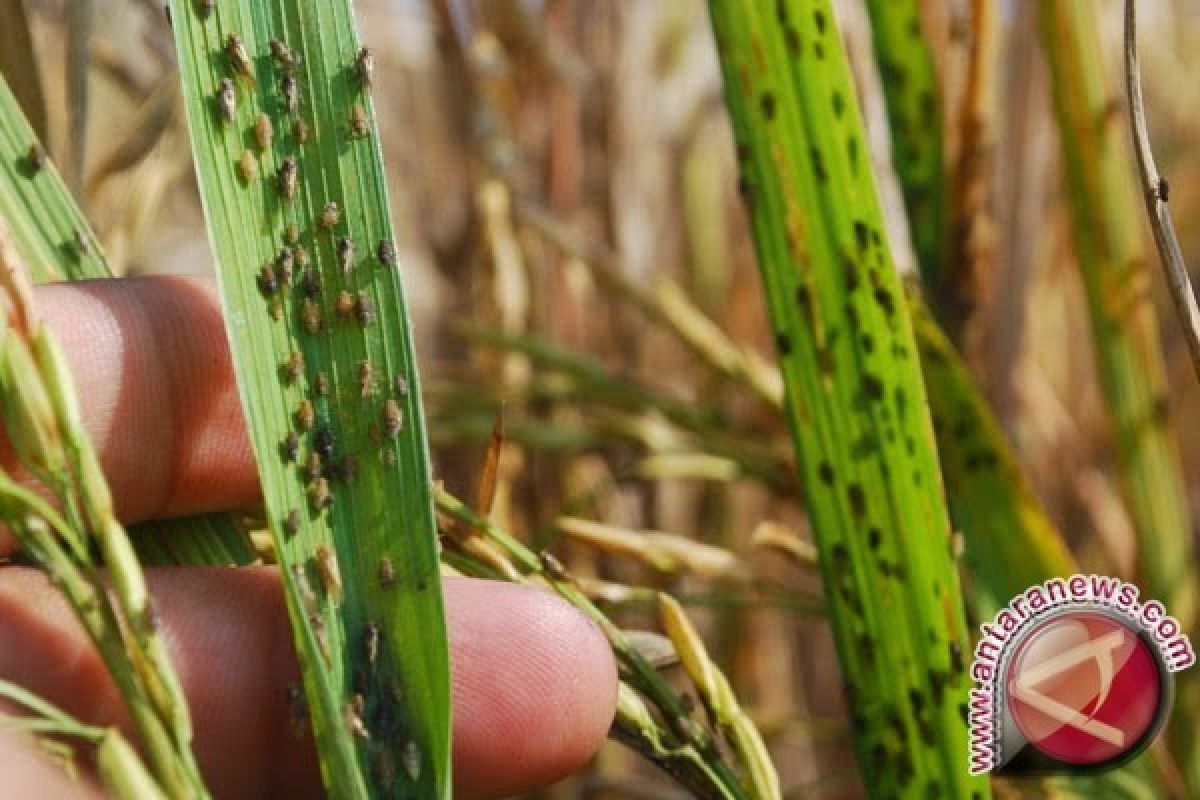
[166,2,450,797]
[706,1,987,796]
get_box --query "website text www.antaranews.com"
[967,574,1194,774]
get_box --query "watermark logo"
[968,575,1193,774]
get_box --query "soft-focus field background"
[5,0,1200,796]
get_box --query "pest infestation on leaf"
[257,264,279,296]
[336,235,356,274]
[301,267,321,299]
[254,113,273,151]
[358,360,376,397]
[315,545,343,602]
[321,201,341,229]
[281,430,300,463]
[283,351,305,384]
[308,478,333,511]
[302,297,323,333]
[344,703,370,740]
[292,565,318,614]
[364,622,380,665]
[72,229,91,257]
[270,38,300,71]
[295,399,315,431]
[335,290,355,319]
[304,452,323,483]
[356,47,374,89]
[26,143,45,172]
[350,103,369,138]
[283,509,301,537]
[238,150,257,184]
[377,238,396,268]
[226,34,256,85]
[216,78,237,122]
[282,73,300,116]
[139,16,486,798]
[276,247,296,284]
[314,424,336,461]
[379,557,396,587]
[382,398,404,437]
[355,292,376,327]
[278,156,298,202]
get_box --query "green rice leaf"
[706,2,987,796]
[165,2,450,796]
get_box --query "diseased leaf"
[705,2,987,796]
[166,2,451,796]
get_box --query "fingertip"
[446,579,617,799]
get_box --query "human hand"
[0,275,617,799]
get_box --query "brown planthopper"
[216,78,237,122]
[257,264,279,296]
[349,103,369,138]
[357,360,376,397]
[355,47,374,89]
[238,151,257,183]
[283,351,305,384]
[295,399,315,431]
[291,118,310,144]
[254,113,273,151]
[336,236,356,275]
[308,478,333,511]
[320,201,340,229]
[302,298,323,333]
[283,509,301,537]
[335,290,355,319]
[280,430,299,463]
[314,545,343,601]
[281,73,300,116]
[269,38,299,71]
[379,557,396,587]
[377,238,396,268]
[226,34,256,85]
[278,156,298,202]
[26,144,45,172]
[355,292,376,327]
[382,398,404,436]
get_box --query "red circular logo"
[1005,610,1166,766]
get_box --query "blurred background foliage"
[4,0,1200,796]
